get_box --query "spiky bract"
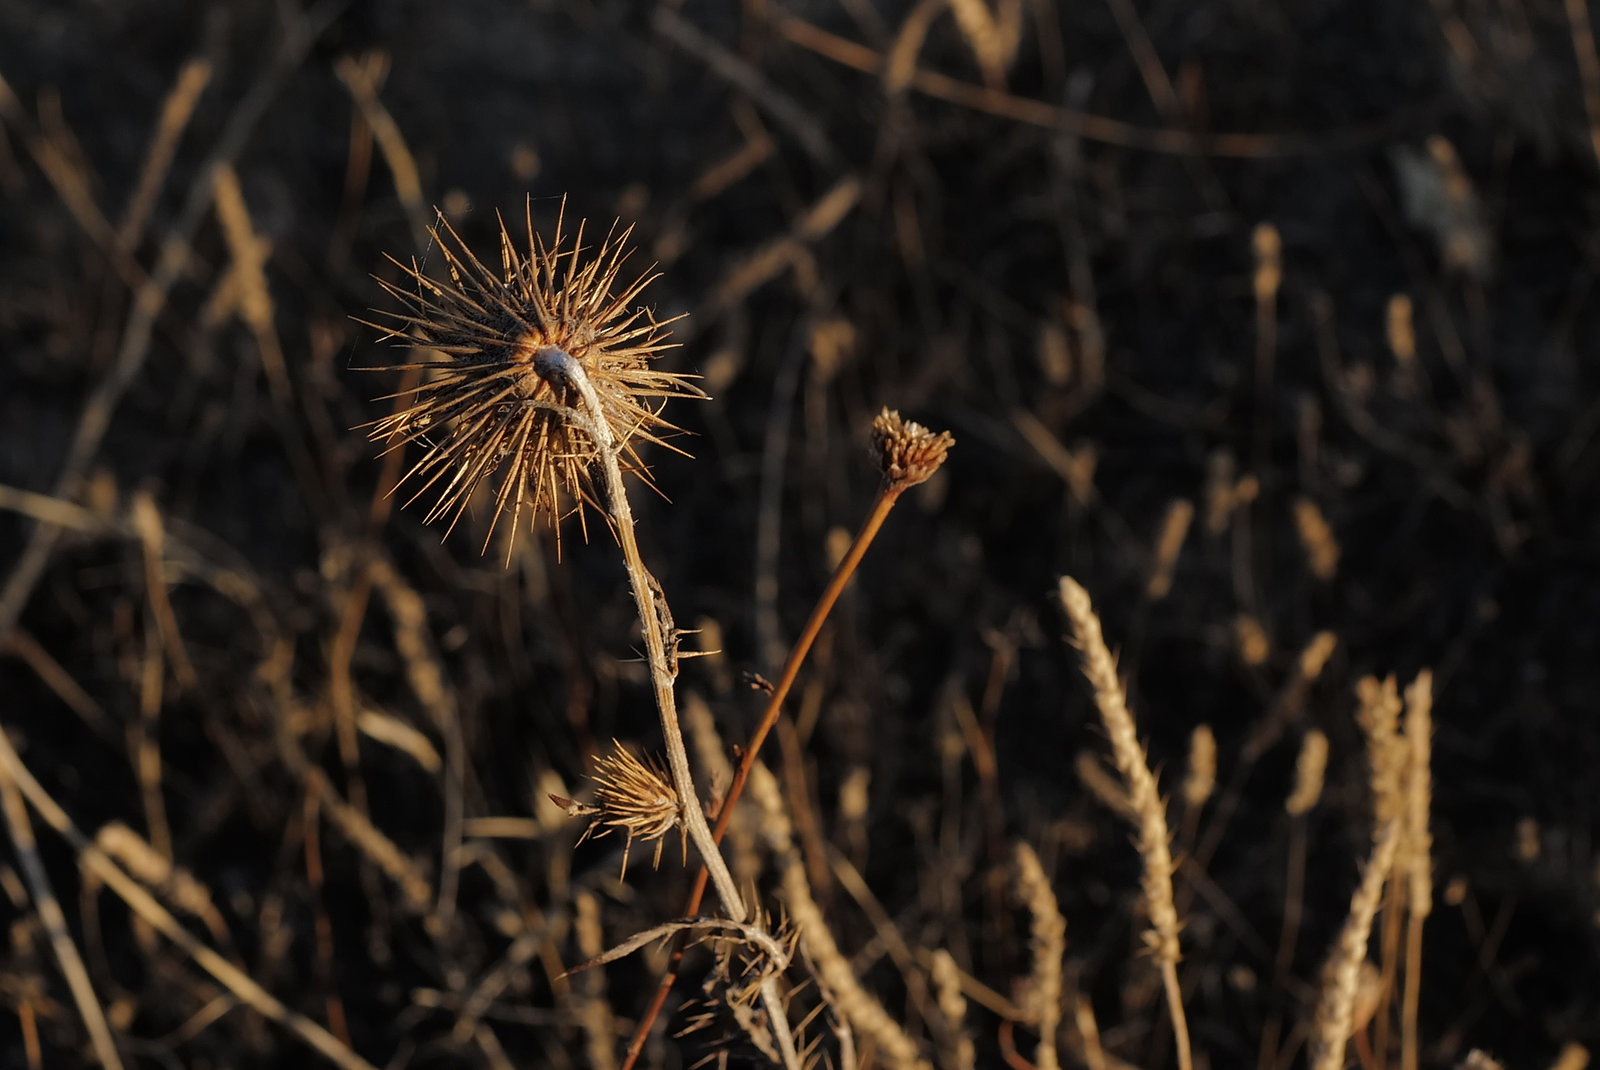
[366,200,695,555]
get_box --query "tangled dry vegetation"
[3,1,1600,1069]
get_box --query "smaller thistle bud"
[554,741,685,880]
[870,407,954,490]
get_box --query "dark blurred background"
[2,0,1599,1067]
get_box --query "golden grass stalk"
[1401,671,1434,1070]
[929,949,975,1070]
[1357,673,1410,1063]
[573,892,617,1070]
[1550,1043,1591,1070]
[947,0,1023,87]
[1309,820,1402,1070]
[1285,730,1330,817]
[1292,497,1340,582]
[1013,842,1065,1070]
[1457,1053,1508,1070]
[748,761,929,1070]
[1357,676,1406,825]
[1182,724,1216,811]
[1056,576,1192,1070]
[1146,498,1194,601]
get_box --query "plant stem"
[549,348,800,1070]
[621,481,905,1070]
[548,348,745,920]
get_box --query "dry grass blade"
[0,0,345,644]
[0,729,379,1070]
[0,762,125,1070]
[562,917,790,980]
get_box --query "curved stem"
[543,347,745,919]
[545,349,799,1070]
[621,480,906,1070]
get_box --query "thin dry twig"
[0,760,125,1070]
[778,14,1437,158]
[0,0,345,644]
[119,58,212,247]
[621,409,953,1069]
[0,728,379,1070]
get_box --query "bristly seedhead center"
[360,198,700,559]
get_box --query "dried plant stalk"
[1146,498,1194,600]
[1182,724,1216,811]
[947,0,1022,87]
[573,892,617,1070]
[552,350,801,1070]
[1057,577,1192,1070]
[367,206,798,1069]
[1013,842,1064,1070]
[1401,671,1435,1070]
[1285,730,1330,817]
[0,730,379,1070]
[1309,821,1402,1070]
[1549,1043,1591,1070]
[748,762,929,1070]
[929,949,974,1070]
[0,763,125,1070]
[1292,497,1340,581]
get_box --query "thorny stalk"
[543,346,802,1070]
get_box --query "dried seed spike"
[870,407,954,490]
[362,199,701,558]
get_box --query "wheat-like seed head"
[363,198,699,556]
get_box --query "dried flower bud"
[566,741,685,880]
[870,407,954,489]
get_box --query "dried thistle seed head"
[364,198,699,556]
[571,741,685,880]
[870,407,954,489]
